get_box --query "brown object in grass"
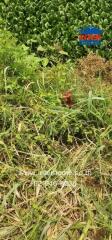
[62,90,74,108]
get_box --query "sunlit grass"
[0,31,112,240]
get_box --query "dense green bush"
[0,30,41,81]
[0,0,111,59]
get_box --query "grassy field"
[0,30,112,240]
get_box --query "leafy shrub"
[0,30,40,80]
[0,0,111,59]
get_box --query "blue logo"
[79,26,103,46]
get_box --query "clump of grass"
[76,52,112,83]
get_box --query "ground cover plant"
[0,30,112,240]
[0,0,112,60]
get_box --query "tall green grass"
[0,30,112,240]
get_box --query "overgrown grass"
[0,30,112,240]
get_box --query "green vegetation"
[0,30,112,239]
[0,0,112,239]
[0,0,112,59]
